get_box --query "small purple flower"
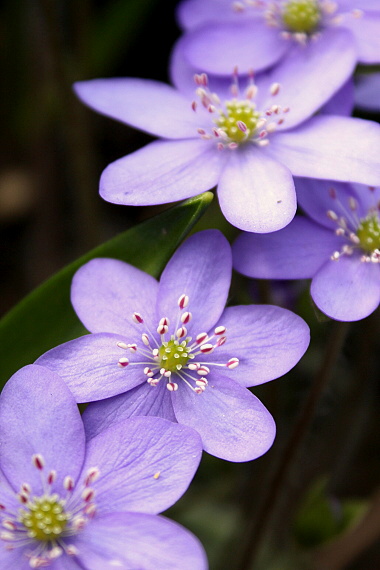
[37,230,310,462]
[74,65,380,232]
[0,364,206,569]
[233,179,380,321]
[176,0,380,76]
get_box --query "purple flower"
[36,230,310,462]
[74,64,380,233]
[0,364,206,569]
[176,0,380,76]
[233,179,380,321]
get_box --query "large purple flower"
[233,179,380,321]
[36,230,310,462]
[0,364,206,569]
[74,62,380,233]
[176,0,380,76]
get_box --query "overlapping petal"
[268,116,380,186]
[182,21,288,75]
[209,305,310,386]
[75,513,208,570]
[71,257,158,334]
[36,333,146,402]
[100,139,225,206]
[217,148,296,232]
[355,73,380,111]
[0,365,85,494]
[233,217,342,279]
[257,28,356,129]
[82,416,202,515]
[320,79,355,117]
[311,256,380,321]
[343,12,380,63]
[83,382,176,441]
[157,229,231,334]
[172,373,276,461]
[74,78,201,139]
[177,0,239,29]
[294,178,355,228]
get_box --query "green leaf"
[0,192,213,389]
[293,476,367,548]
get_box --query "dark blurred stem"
[237,320,350,570]
[38,0,101,253]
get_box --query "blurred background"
[2,1,380,569]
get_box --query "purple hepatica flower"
[176,0,380,76]
[36,230,310,462]
[0,364,206,569]
[233,179,380,322]
[74,66,380,233]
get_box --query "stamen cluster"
[327,187,380,263]
[232,0,363,44]
[192,72,288,150]
[117,293,239,394]
[0,454,99,568]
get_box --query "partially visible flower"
[74,63,380,233]
[37,230,310,462]
[233,179,380,321]
[0,365,206,569]
[175,0,380,76]
[354,72,380,112]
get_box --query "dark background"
[2,2,380,569]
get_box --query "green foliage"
[0,192,213,389]
[294,477,367,548]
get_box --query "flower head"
[233,179,380,321]
[0,365,206,569]
[74,65,380,233]
[176,0,380,76]
[37,230,310,462]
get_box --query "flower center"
[158,339,191,372]
[356,214,380,254]
[19,495,68,541]
[282,0,321,33]
[119,295,239,394]
[214,99,261,144]
[192,73,289,150]
[0,455,99,567]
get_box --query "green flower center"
[282,0,321,34]
[215,99,261,143]
[19,495,69,541]
[159,339,191,372]
[356,213,380,253]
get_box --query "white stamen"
[200,343,214,354]
[226,357,239,369]
[178,294,189,309]
[132,312,144,324]
[118,357,129,368]
[270,82,281,95]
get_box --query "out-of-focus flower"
[176,0,380,76]
[37,230,310,462]
[74,66,380,233]
[0,365,206,569]
[355,72,380,112]
[233,179,380,321]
